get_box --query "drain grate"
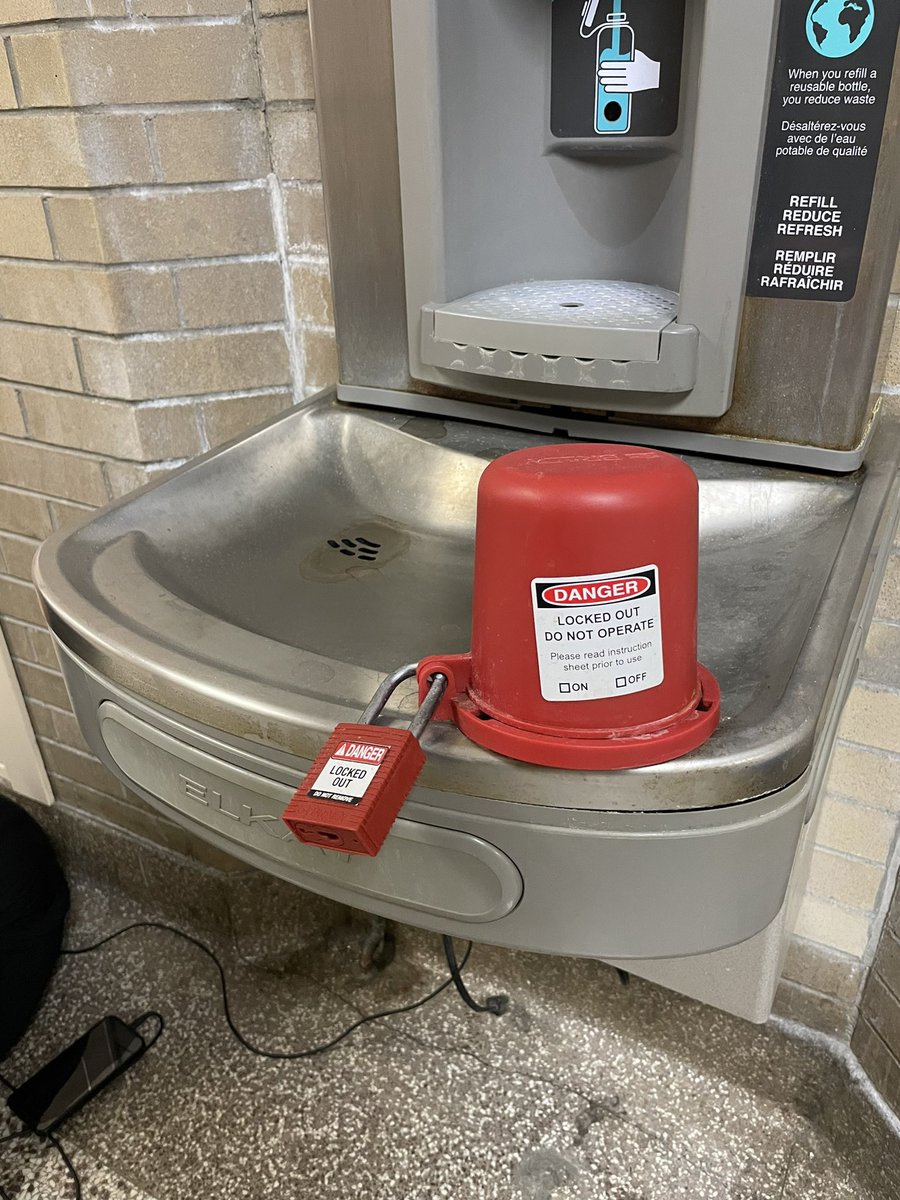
[326,536,381,562]
[300,521,409,582]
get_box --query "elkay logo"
[540,574,653,607]
[178,774,292,840]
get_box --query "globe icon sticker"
[806,0,875,57]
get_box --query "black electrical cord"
[442,936,508,1015]
[45,1132,82,1200]
[0,923,505,1199]
[0,1125,77,1198]
[62,921,504,1060]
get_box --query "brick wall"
[0,0,335,847]
[854,868,900,1119]
[773,264,900,1045]
[0,1,899,1063]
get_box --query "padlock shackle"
[359,662,418,725]
[409,673,448,741]
[359,663,448,739]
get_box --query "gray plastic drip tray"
[429,279,679,361]
[421,279,700,391]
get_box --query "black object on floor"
[1,918,502,1200]
[0,797,69,1061]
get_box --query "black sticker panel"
[747,0,900,303]
[551,0,685,138]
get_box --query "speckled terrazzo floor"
[1,811,898,1200]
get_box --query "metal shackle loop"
[359,663,448,741]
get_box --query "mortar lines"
[268,171,305,404]
[243,0,305,404]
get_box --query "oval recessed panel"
[98,703,522,923]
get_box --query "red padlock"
[282,668,447,856]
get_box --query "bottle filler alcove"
[34,0,900,1021]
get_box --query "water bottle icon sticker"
[580,2,661,135]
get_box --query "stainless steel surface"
[308,0,411,393]
[98,699,524,924]
[57,646,816,959]
[34,391,900,813]
[339,385,876,472]
[390,0,779,419]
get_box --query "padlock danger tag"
[285,717,427,856]
[308,741,388,804]
[532,565,664,702]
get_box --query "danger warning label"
[532,565,664,702]
[308,741,387,805]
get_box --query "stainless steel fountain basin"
[35,391,899,813]
[30,393,900,978]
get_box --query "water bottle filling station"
[33,0,900,1023]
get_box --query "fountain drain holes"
[300,521,411,582]
[326,536,381,562]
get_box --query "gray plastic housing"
[390,0,777,418]
[309,0,900,465]
[57,643,810,968]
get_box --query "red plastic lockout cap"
[418,443,719,770]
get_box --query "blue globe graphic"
[806,0,875,57]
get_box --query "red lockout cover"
[418,443,719,770]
